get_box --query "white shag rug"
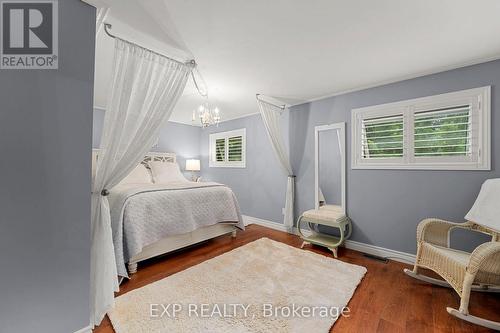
[108,238,366,333]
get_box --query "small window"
[209,128,246,168]
[352,86,490,170]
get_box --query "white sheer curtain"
[90,38,193,327]
[257,99,295,232]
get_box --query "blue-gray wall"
[200,60,500,254]
[0,1,95,332]
[96,109,287,224]
[93,60,499,255]
[93,108,201,173]
[200,115,288,223]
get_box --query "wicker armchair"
[404,179,500,330]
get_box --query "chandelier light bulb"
[192,100,221,127]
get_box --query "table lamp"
[186,159,201,182]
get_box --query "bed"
[92,150,244,278]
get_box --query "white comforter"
[108,181,244,277]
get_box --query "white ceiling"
[94,0,500,125]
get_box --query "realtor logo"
[1,0,58,69]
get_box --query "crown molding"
[292,54,500,106]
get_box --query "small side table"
[297,205,352,258]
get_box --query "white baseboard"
[74,325,92,333]
[243,215,415,265]
[242,215,289,232]
[343,239,415,265]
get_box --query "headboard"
[92,149,176,170]
[141,152,176,164]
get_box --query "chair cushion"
[302,205,345,222]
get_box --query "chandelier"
[192,100,221,127]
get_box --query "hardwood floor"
[94,224,499,333]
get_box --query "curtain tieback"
[288,175,296,178]
[92,189,110,196]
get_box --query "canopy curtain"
[90,38,193,327]
[95,7,110,36]
[257,99,295,232]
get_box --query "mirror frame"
[314,122,346,213]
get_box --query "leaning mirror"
[315,122,346,213]
[296,122,351,258]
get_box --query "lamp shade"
[185,159,201,171]
[465,178,500,232]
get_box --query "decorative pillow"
[149,161,187,183]
[119,164,153,185]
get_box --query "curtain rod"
[256,94,286,110]
[103,23,208,98]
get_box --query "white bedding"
[108,181,244,278]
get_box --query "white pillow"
[119,164,153,185]
[149,161,187,183]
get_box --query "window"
[209,128,246,167]
[352,86,490,170]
